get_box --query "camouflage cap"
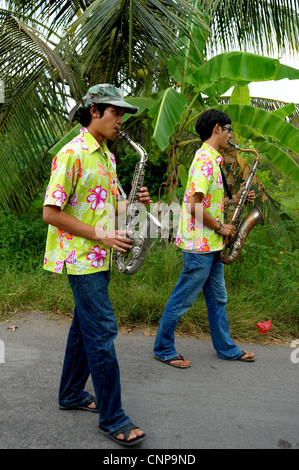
[82,84,138,114]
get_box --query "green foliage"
[0,193,47,270]
[115,145,168,200]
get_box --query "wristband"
[214,222,224,234]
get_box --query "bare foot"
[169,357,191,368]
[116,428,144,442]
[238,351,255,362]
[155,353,191,368]
[87,401,97,409]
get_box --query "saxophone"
[220,142,265,265]
[115,130,163,275]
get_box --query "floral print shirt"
[176,142,224,253]
[43,127,119,275]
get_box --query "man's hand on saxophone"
[137,186,153,206]
[224,182,256,206]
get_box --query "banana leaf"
[48,123,81,156]
[272,103,297,120]
[148,88,186,150]
[230,85,251,106]
[186,52,299,97]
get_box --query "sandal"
[237,350,255,362]
[154,353,191,369]
[99,422,146,447]
[59,395,98,412]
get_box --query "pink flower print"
[108,153,116,165]
[54,260,64,273]
[183,189,189,203]
[217,171,223,189]
[52,184,68,207]
[176,231,182,246]
[65,250,77,265]
[216,155,223,167]
[86,245,107,268]
[203,194,211,209]
[187,216,196,232]
[80,127,88,137]
[67,192,78,207]
[201,161,213,180]
[86,185,107,211]
[195,237,210,252]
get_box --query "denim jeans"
[154,251,242,360]
[59,270,130,433]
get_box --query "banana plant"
[122,51,299,197]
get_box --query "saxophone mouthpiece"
[228,141,240,150]
[117,129,131,141]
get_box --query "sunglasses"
[221,125,233,133]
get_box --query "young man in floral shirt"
[153,109,255,368]
[43,84,150,446]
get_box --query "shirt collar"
[202,142,224,167]
[80,127,108,155]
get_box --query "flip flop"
[59,395,98,412]
[99,422,146,447]
[154,353,191,368]
[237,350,255,362]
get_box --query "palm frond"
[67,0,206,85]
[6,0,91,30]
[0,15,81,213]
[199,0,299,56]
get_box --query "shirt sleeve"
[44,151,80,210]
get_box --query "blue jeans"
[154,251,242,360]
[59,270,130,433]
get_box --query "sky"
[230,55,299,104]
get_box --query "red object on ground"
[256,320,272,333]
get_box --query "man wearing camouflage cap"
[43,84,149,446]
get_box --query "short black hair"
[77,103,110,127]
[195,109,231,142]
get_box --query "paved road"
[0,312,298,451]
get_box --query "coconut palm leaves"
[0,14,82,212]
[198,0,299,56]
[66,0,206,87]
